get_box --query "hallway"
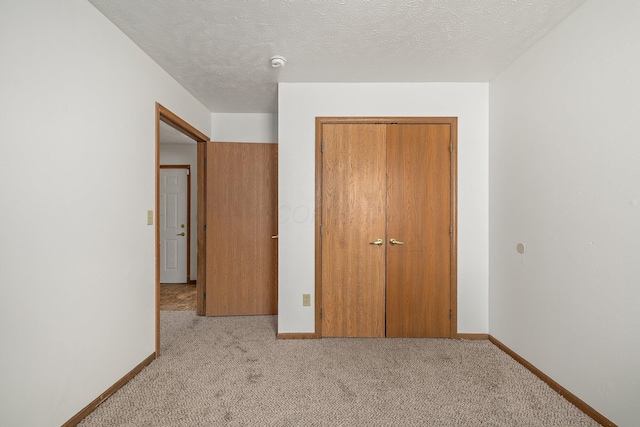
[160,284,196,311]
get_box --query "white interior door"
[160,167,188,283]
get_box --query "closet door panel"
[386,124,451,337]
[321,123,386,337]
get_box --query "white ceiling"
[88,0,587,113]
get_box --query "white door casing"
[160,167,188,283]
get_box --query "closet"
[317,118,456,338]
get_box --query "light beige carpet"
[79,312,598,426]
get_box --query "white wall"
[160,144,198,280]
[0,1,210,426]
[211,113,278,142]
[489,0,640,425]
[278,83,489,334]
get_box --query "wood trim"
[488,336,616,427]
[316,117,458,125]
[155,104,161,356]
[315,117,458,338]
[62,353,155,427]
[160,165,192,284]
[196,142,207,315]
[277,333,320,339]
[158,103,209,142]
[456,333,489,340]
[450,117,458,338]
[314,118,324,337]
[156,103,210,354]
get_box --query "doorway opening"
[155,103,209,356]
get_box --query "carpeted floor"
[79,312,598,426]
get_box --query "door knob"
[271,235,279,239]
[177,232,185,236]
[390,238,404,245]
[369,239,383,246]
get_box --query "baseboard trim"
[62,353,156,427]
[456,333,489,340]
[277,332,319,339]
[488,335,616,427]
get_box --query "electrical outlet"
[302,294,311,306]
[147,210,154,225]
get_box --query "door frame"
[155,103,209,356]
[314,116,458,338]
[159,165,191,284]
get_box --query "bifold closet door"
[385,124,451,338]
[321,124,386,337]
[320,122,452,338]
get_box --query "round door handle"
[390,238,404,245]
[176,232,185,236]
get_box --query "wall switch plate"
[303,294,311,306]
[147,210,154,225]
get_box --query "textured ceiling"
[88,0,587,113]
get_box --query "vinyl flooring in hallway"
[160,284,196,311]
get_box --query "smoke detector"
[270,55,286,68]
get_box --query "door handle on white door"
[389,238,404,245]
[369,239,383,246]
[177,232,185,236]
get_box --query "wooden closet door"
[385,124,451,337]
[321,124,386,337]
[205,142,278,316]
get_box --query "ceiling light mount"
[270,55,286,68]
